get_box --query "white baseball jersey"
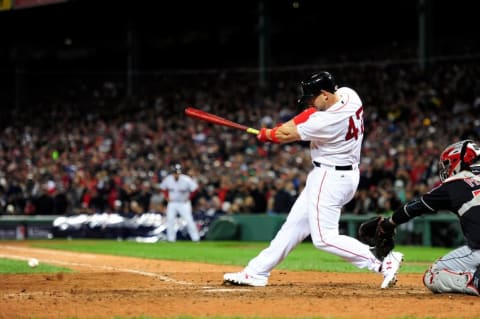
[296,87,363,166]
[159,174,198,202]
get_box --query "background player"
[377,140,480,295]
[224,71,403,288]
[159,164,200,242]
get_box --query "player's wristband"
[257,127,269,142]
[270,127,280,143]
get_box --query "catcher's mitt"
[358,216,396,260]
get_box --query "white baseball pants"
[246,165,381,277]
[166,201,200,242]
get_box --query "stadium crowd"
[1,58,479,232]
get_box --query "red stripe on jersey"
[293,107,316,124]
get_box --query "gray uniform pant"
[423,245,480,295]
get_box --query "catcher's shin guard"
[473,266,480,291]
[423,268,480,296]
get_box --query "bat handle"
[246,128,259,135]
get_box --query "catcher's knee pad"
[423,268,480,296]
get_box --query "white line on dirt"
[0,250,193,285]
[0,244,253,293]
[202,288,252,292]
[1,245,99,258]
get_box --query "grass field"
[0,239,451,274]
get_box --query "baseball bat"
[184,107,259,135]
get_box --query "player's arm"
[385,182,450,227]
[258,107,315,144]
[388,199,429,225]
[189,178,199,199]
[273,120,301,143]
[257,120,300,144]
[385,194,438,227]
[159,180,169,200]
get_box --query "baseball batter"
[379,140,480,295]
[159,164,200,242]
[224,71,403,288]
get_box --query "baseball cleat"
[380,251,404,289]
[223,271,268,287]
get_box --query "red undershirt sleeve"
[293,107,316,125]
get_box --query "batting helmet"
[297,71,337,107]
[171,163,182,174]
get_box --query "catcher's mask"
[297,71,337,108]
[439,140,480,181]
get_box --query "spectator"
[267,179,296,215]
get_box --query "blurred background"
[1,0,478,104]
[0,0,479,245]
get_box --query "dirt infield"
[1,242,478,319]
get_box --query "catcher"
[359,140,480,296]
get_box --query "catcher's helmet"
[439,140,480,181]
[297,71,337,107]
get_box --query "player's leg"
[178,202,200,242]
[166,203,177,242]
[245,189,310,275]
[223,189,310,286]
[307,168,382,272]
[423,245,480,295]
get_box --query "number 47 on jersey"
[345,106,364,141]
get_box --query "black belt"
[313,161,354,171]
